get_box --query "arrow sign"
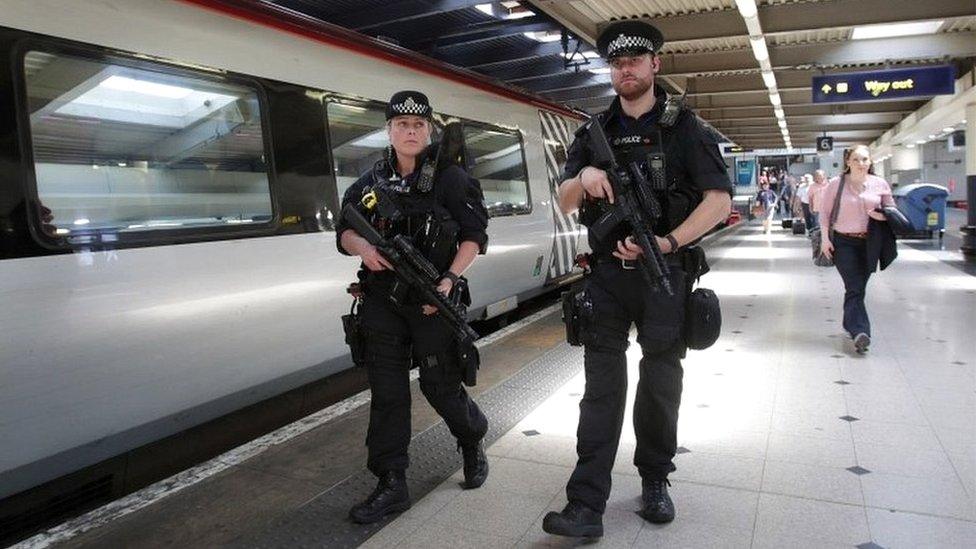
[813,65,955,104]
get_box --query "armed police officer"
[543,21,732,538]
[336,91,490,524]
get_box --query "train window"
[22,50,273,240]
[326,101,389,200]
[462,125,530,216]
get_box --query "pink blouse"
[808,181,828,213]
[819,174,894,237]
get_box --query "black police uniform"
[337,151,489,475]
[336,91,490,523]
[559,88,732,515]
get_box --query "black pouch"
[685,287,721,350]
[458,341,480,387]
[561,285,590,347]
[341,300,366,367]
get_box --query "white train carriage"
[0,0,586,504]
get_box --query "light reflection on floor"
[364,222,976,548]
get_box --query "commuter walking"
[819,145,897,353]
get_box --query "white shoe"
[853,333,870,353]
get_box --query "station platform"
[24,221,975,549]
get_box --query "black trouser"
[832,234,872,338]
[566,261,687,513]
[360,292,488,476]
[801,203,815,231]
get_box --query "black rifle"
[341,203,481,385]
[584,120,673,295]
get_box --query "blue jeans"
[833,234,871,338]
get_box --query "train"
[0,0,592,517]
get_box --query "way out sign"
[812,66,955,104]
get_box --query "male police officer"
[543,21,732,537]
[336,91,490,524]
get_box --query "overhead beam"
[329,0,489,32]
[689,89,812,109]
[524,72,609,94]
[713,112,908,127]
[661,32,976,76]
[719,123,892,135]
[697,101,922,120]
[422,16,557,50]
[528,0,975,44]
[454,40,565,69]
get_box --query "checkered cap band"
[607,34,654,56]
[390,96,429,116]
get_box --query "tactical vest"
[365,157,460,273]
[594,98,701,234]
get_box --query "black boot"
[639,479,675,524]
[460,441,489,489]
[348,470,410,524]
[542,501,603,538]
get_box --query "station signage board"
[816,136,833,152]
[723,145,754,154]
[812,65,955,104]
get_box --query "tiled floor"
[361,223,976,548]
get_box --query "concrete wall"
[920,139,967,200]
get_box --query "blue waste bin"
[892,183,949,239]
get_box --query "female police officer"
[336,91,489,524]
[543,21,732,538]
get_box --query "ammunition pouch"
[341,299,366,367]
[417,339,480,391]
[561,285,590,347]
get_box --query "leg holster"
[342,298,366,367]
[561,284,591,347]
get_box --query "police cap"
[386,90,433,120]
[596,20,664,59]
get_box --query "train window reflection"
[326,101,389,200]
[22,50,273,239]
[462,125,530,217]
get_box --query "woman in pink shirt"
[819,145,895,353]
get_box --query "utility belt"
[580,246,700,275]
[562,245,721,351]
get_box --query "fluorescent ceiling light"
[916,139,926,144]
[769,93,782,107]
[778,119,787,129]
[774,107,785,118]
[942,127,955,132]
[506,9,535,19]
[735,0,758,19]
[475,3,493,16]
[852,20,944,40]
[73,218,90,226]
[590,67,611,74]
[563,51,600,59]
[524,31,560,42]
[749,36,769,62]
[906,143,915,148]
[761,70,776,89]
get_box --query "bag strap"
[827,174,846,240]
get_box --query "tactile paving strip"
[243,342,583,548]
